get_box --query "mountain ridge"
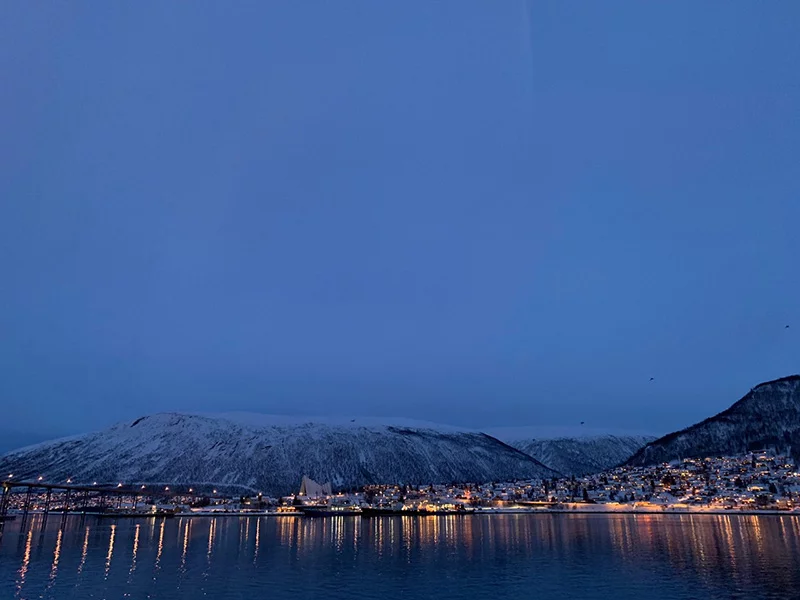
[627,375,800,466]
[508,435,656,476]
[0,412,559,496]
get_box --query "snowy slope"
[0,413,558,495]
[627,375,800,466]
[486,425,660,441]
[507,435,656,476]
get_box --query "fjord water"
[2,514,800,599]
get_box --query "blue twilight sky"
[1,2,799,449]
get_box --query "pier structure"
[0,479,162,527]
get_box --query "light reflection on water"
[46,527,62,591]
[104,523,115,579]
[128,524,139,582]
[2,513,800,599]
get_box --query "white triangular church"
[299,475,332,497]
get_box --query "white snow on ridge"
[508,434,658,477]
[202,412,473,433]
[485,425,663,443]
[1,412,661,488]
[0,412,556,495]
[484,425,659,477]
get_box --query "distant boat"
[360,503,407,516]
[296,504,361,517]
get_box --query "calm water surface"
[2,513,800,599]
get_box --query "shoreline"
[6,507,800,519]
[540,508,800,516]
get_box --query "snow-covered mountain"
[627,375,800,466]
[0,413,558,496]
[506,435,656,476]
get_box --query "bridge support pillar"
[20,489,32,527]
[42,488,52,526]
[0,484,10,519]
[61,489,72,526]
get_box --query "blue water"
[2,513,800,599]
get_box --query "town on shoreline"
[3,450,800,520]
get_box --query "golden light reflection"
[779,517,789,543]
[277,516,296,549]
[48,528,63,586]
[689,517,708,568]
[486,514,495,553]
[104,524,116,579]
[460,514,473,556]
[417,514,442,549]
[331,516,344,553]
[603,512,800,596]
[720,514,738,572]
[134,523,141,565]
[180,519,191,572]
[296,519,306,553]
[149,517,157,543]
[128,524,140,581]
[749,515,765,557]
[402,516,414,563]
[77,526,90,576]
[443,515,456,549]
[664,516,682,566]
[207,518,216,563]
[608,515,632,560]
[373,517,384,556]
[15,528,33,596]
[352,514,361,556]
[253,517,261,565]
[154,519,165,572]
[297,518,322,556]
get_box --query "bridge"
[0,479,180,525]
